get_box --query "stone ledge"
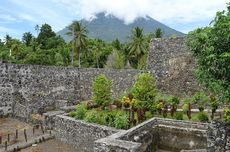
[94,118,208,152]
[181,149,207,152]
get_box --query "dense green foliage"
[175,112,184,120]
[191,92,209,112]
[92,75,112,107]
[114,113,129,129]
[131,73,157,110]
[74,104,87,120]
[0,22,162,69]
[187,3,230,103]
[224,105,230,122]
[197,112,209,122]
[70,107,129,129]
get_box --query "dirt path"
[20,139,81,152]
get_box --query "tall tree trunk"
[78,47,81,68]
[71,29,74,66]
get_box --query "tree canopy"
[187,3,230,103]
[0,22,163,70]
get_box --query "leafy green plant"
[224,105,230,123]
[169,96,180,117]
[197,112,209,122]
[114,114,129,129]
[92,74,112,108]
[84,110,98,123]
[74,104,87,120]
[210,95,219,120]
[96,112,107,125]
[104,111,117,127]
[182,98,192,120]
[156,102,164,114]
[192,92,209,112]
[145,111,153,119]
[175,112,184,120]
[69,111,77,117]
[131,73,157,110]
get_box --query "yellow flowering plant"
[122,96,131,108]
[121,96,137,108]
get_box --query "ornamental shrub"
[175,112,184,120]
[104,111,117,127]
[69,111,77,117]
[224,105,230,123]
[92,74,112,108]
[114,114,129,129]
[74,104,87,120]
[197,112,209,122]
[84,110,98,123]
[131,73,157,110]
[191,92,209,112]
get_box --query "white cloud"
[2,0,229,36]
[77,0,228,24]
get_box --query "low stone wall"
[54,114,120,152]
[94,118,159,152]
[207,121,230,152]
[94,118,208,152]
[46,114,228,152]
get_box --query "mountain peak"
[57,12,185,42]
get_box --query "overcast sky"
[0,0,228,40]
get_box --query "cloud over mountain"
[0,0,228,39]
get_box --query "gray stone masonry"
[43,113,229,152]
[0,63,141,119]
[43,110,65,130]
[147,37,205,97]
[54,114,120,152]
[207,121,230,152]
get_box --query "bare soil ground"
[20,139,80,152]
[0,118,44,148]
[0,118,82,152]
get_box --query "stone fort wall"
[0,63,141,118]
[0,37,205,118]
[147,37,204,98]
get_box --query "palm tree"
[128,27,146,67]
[67,21,87,67]
[35,25,40,35]
[154,28,164,38]
[22,32,33,46]
[4,34,12,47]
